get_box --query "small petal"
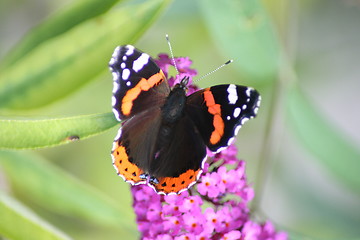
[156,234,173,240]
[183,213,205,235]
[174,234,196,240]
[179,195,203,213]
[222,230,241,240]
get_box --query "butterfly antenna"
[166,34,179,75]
[193,59,233,84]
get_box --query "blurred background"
[0,0,359,239]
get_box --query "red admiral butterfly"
[110,45,260,195]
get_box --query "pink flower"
[197,172,221,198]
[163,216,182,235]
[204,208,222,233]
[183,213,205,235]
[163,193,186,216]
[179,195,203,213]
[174,234,195,240]
[154,53,198,95]
[146,202,162,221]
[222,230,241,240]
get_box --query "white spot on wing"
[109,57,115,65]
[112,46,120,58]
[233,107,241,118]
[122,69,130,80]
[114,128,122,141]
[126,81,131,86]
[118,174,126,182]
[134,181,146,186]
[112,108,121,121]
[227,84,238,104]
[241,117,249,125]
[242,104,247,110]
[125,45,134,56]
[133,53,149,72]
[111,96,116,106]
[111,72,119,81]
[227,137,235,146]
[213,146,227,154]
[112,82,120,93]
[246,88,253,97]
[200,155,208,169]
[122,56,127,61]
[234,125,242,135]
[121,62,126,69]
[227,116,231,121]
[254,96,261,115]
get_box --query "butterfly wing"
[186,84,260,152]
[112,109,163,185]
[110,45,170,185]
[109,45,170,121]
[148,115,207,194]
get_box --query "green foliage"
[0,0,359,239]
[199,0,280,82]
[0,193,71,240]
[0,151,136,233]
[287,87,360,193]
[0,0,121,69]
[0,113,118,149]
[0,0,170,110]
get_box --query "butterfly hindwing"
[112,109,163,185]
[186,84,260,152]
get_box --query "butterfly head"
[173,76,190,92]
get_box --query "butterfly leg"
[149,176,160,185]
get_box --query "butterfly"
[109,45,260,195]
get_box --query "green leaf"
[0,0,121,69]
[199,0,280,82]
[0,192,71,240]
[0,0,171,110]
[287,86,360,193]
[0,112,118,149]
[0,151,137,235]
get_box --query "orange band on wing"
[153,169,201,194]
[203,89,225,145]
[112,142,145,184]
[121,70,165,116]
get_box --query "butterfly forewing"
[109,45,170,121]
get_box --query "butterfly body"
[160,79,188,125]
[110,45,260,194]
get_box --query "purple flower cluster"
[130,54,287,240]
